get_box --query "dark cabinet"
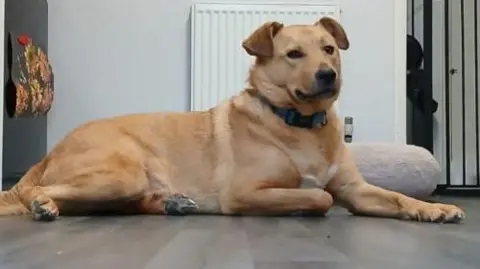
[2,0,54,189]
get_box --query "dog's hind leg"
[18,154,150,221]
[19,186,61,221]
[18,152,200,220]
[25,172,198,219]
[19,172,149,221]
[0,191,29,216]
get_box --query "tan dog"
[0,17,465,223]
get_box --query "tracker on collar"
[251,90,328,129]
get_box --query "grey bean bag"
[349,142,439,199]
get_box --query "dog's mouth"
[295,87,336,101]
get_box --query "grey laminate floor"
[0,197,478,269]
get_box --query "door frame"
[0,0,5,190]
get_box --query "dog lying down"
[0,17,465,223]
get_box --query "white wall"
[46,0,406,149]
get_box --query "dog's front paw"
[402,203,465,223]
[164,194,199,215]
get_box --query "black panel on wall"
[3,0,49,188]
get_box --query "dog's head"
[243,17,349,115]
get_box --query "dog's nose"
[315,69,336,85]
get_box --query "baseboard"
[434,185,480,196]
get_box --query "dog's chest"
[291,148,339,189]
[301,163,338,189]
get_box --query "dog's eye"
[286,49,305,59]
[323,45,335,55]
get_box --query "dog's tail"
[0,161,45,216]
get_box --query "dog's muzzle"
[295,68,337,100]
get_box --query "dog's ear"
[315,17,349,50]
[242,21,284,57]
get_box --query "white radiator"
[190,3,340,111]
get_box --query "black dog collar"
[270,106,328,129]
[252,91,328,129]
